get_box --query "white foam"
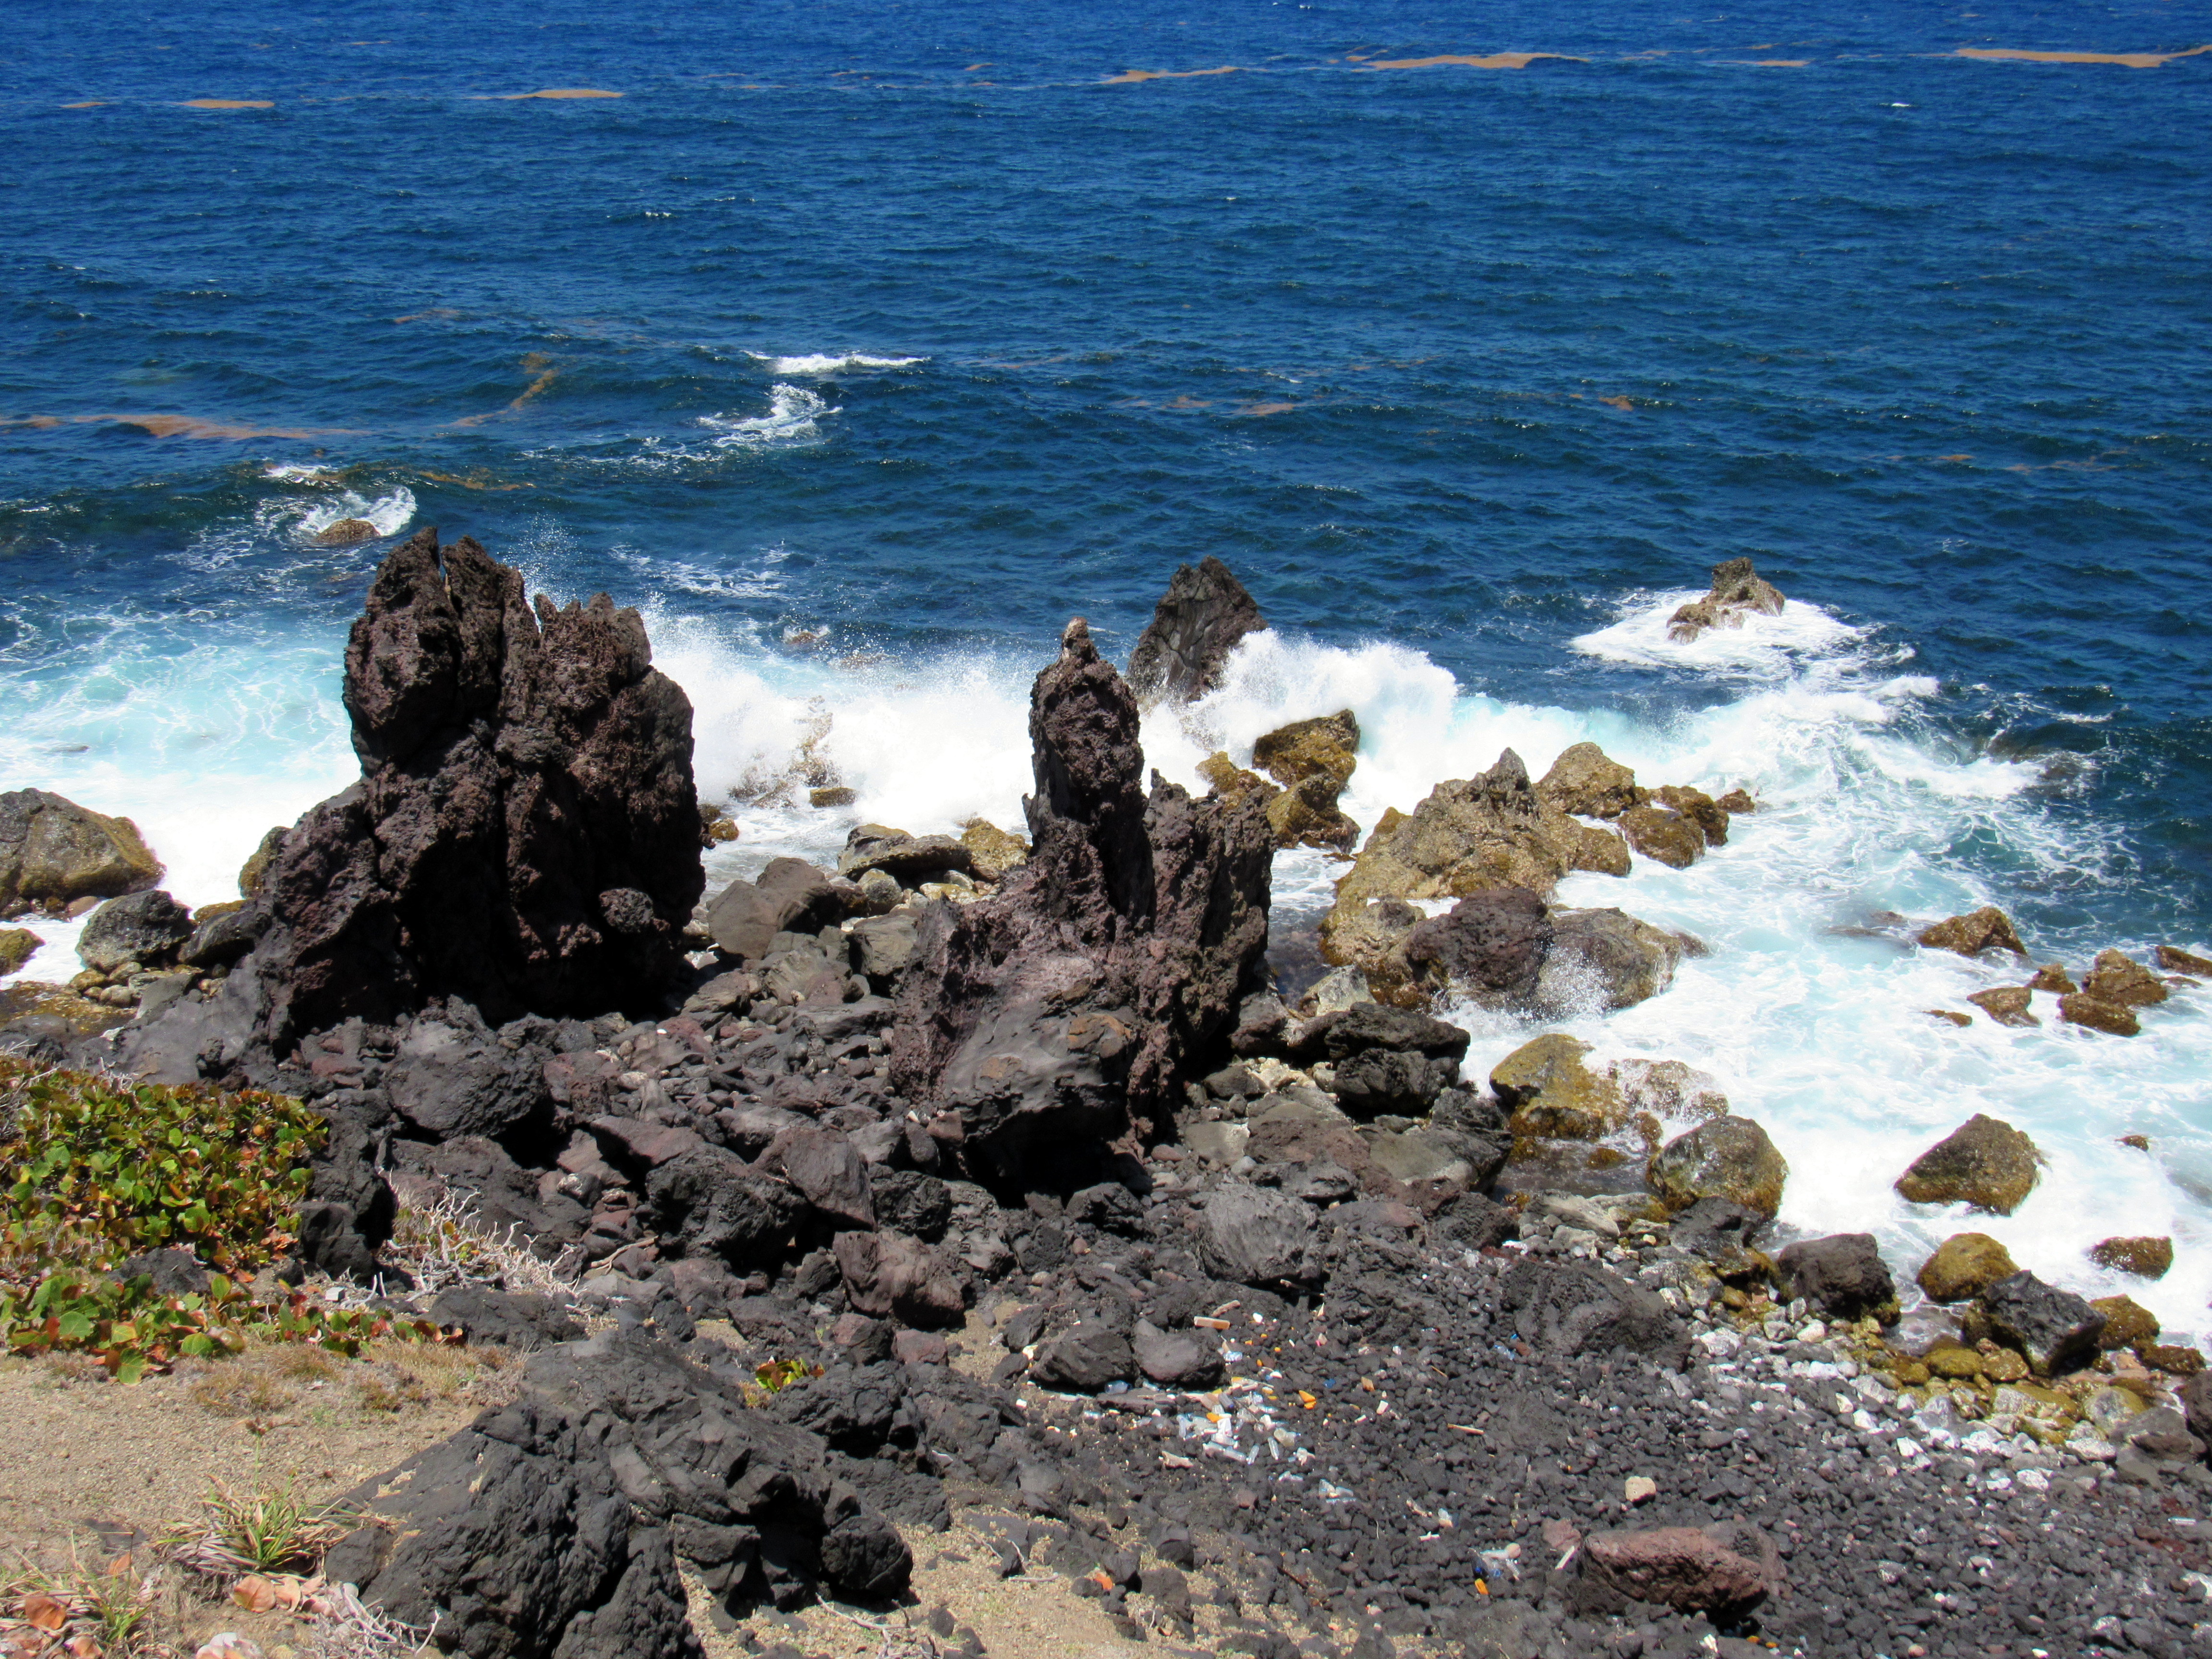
[1572,588,1868,673]
[699,385,838,449]
[0,916,87,986]
[745,351,927,375]
[286,486,417,541]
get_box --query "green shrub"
[0,1059,432,1380]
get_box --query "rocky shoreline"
[4,541,2212,1659]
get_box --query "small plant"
[384,1185,575,1302]
[157,1481,360,1581]
[1,1547,168,1658]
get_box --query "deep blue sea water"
[4,1,2210,1322]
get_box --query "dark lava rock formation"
[890,619,1274,1180]
[1125,555,1266,704]
[256,529,704,1036]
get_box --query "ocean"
[3,0,2209,1332]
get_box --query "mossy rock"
[2087,1235,2173,1279]
[1916,1232,2018,1303]
[2091,1295,2160,1352]
[1894,1115,2041,1215]
[1925,1345,1984,1380]
[0,927,38,975]
[1491,1033,1624,1141]
[1647,1116,1787,1219]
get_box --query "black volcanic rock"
[890,620,1272,1178]
[1126,556,1265,704]
[252,529,703,1036]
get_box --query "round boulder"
[1916,1232,2017,1303]
[1893,1115,2041,1214]
[2088,1236,2173,1280]
[1646,1117,1787,1219]
[76,889,195,974]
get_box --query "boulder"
[1194,1180,1322,1289]
[2083,948,2168,1008]
[1397,887,1552,1007]
[1491,1034,1623,1141]
[1609,1058,1728,1125]
[1288,1002,1467,1115]
[1131,1318,1226,1389]
[2027,962,2077,993]
[1535,908,1697,1013]
[1498,1259,1688,1368]
[1667,1197,1767,1258]
[1029,1323,1136,1392]
[708,858,852,962]
[1651,785,1730,847]
[1893,1115,2040,1214]
[0,928,36,975]
[385,1001,553,1141]
[1252,710,1359,852]
[2088,1236,2173,1279]
[959,818,1029,882]
[236,827,287,900]
[1125,556,1266,704]
[246,530,704,1037]
[76,890,194,974]
[1320,750,1626,984]
[833,1229,965,1328]
[2091,1295,2159,1352]
[1773,1234,1897,1322]
[313,517,381,546]
[1647,1118,1786,1218]
[838,830,973,883]
[869,1170,952,1240]
[774,1128,876,1232]
[428,1288,585,1353]
[0,789,162,914]
[1976,1271,2105,1377]
[1915,906,2028,959]
[1617,804,1705,869]
[1582,1524,1778,1614]
[643,1149,806,1267]
[1536,742,1646,820]
[1664,557,1787,644]
[1966,986,2037,1027]
[180,903,272,970]
[1916,1233,2017,1303]
[2156,944,2212,977]
[890,620,1273,1176]
[2058,993,2140,1036]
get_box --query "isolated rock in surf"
[890,618,1273,1177]
[1251,709,1361,851]
[1665,556,1787,643]
[0,789,163,915]
[1125,555,1265,703]
[250,529,704,1036]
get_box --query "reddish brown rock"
[1967,986,2038,1028]
[1582,1523,1779,1613]
[2027,962,2077,993]
[2059,993,2140,1036]
[1665,558,1787,644]
[2156,944,2212,977]
[2083,948,2168,1008]
[1916,906,2028,959]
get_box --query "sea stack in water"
[253,528,704,1034]
[1126,555,1265,703]
[1666,557,1786,643]
[890,618,1273,1179]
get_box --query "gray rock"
[833,1229,965,1329]
[1132,1318,1225,1389]
[1667,1197,1768,1257]
[707,858,852,961]
[1194,1180,1322,1288]
[429,1288,585,1353]
[1499,1258,1689,1368]
[1366,1129,1472,1188]
[1126,555,1266,704]
[839,832,974,882]
[77,889,194,973]
[775,1128,876,1231]
[1773,1233,1897,1322]
[1977,1270,2106,1376]
[848,911,920,981]
[643,1148,806,1267]
[1183,1121,1250,1166]
[870,1169,952,1240]
[1066,1181,1146,1234]
[385,1003,553,1142]
[1536,907,1697,1015]
[179,902,271,969]
[1030,1322,1136,1392]
[1330,1048,1461,1116]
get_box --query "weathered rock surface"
[1285,1002,1468,1117]
[1499,1258,1688,1367]
[2083,947,2168,1008]
[1397,888,1551,1007]
[1491,1034,1623,1141]
[890,620,1272,1175]
[1535,908,1697,1013]
[0,789,162,915]
[0,928,36,975]
[1125,556,1265,704]
[1773,1233,1896,1322]
[706,857,854,962]
[1647,1117,1787,1218]
[2156,943,2212,977]
[385,999,554,1141]
[1915,905,2028,959]
[1320,750,1627,985]
[1665,557,1786,644]
[1196,1180,1322,1288]
[2089,1236,2173,1279]
[2058,992,2140,1035]
[1535,742,1646,820]
[1582,1523,1779,1614]
[958,818,1029,882]
[1966,986,2038,1027]
[1894,1114,2040,1214]
[1916,1232,2017,1303]
[1250,709,1360,851]
[76,889,194,973]
[1977,1270,2105,1377]
[1617,803,1707,869]
[246,530,704,1038]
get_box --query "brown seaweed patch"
[486,86,625,99]
[2,412,360,440]
[1953,44,2211,68]
[1237,402,1298,416]
[1597,395,1636,411]
[451,354,560,427]
[61,101,108,108]
[1102,65,1242,84]
[1358,52,1584,71]
[182,99,275,109]
[416,469,533,492]
[1724,58,1811,66]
